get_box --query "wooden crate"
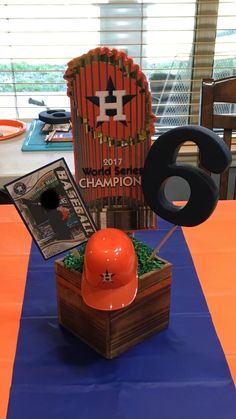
[55,258,172,359]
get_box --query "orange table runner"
[0,206,31,419]
[183,200,236,384]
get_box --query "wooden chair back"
[200,76,236,199]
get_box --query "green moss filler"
[63,236,165,278]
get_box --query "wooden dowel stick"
[148,224,178,261]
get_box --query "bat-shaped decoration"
[64,47,156,231]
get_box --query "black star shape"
[86,76,136,127]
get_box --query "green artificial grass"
[63,236,165,278]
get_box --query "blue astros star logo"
[13,182,27,196]
[86,76,136,127]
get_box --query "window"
[1,0,236,135]
[213,0,236,115]
[214,1,236,79]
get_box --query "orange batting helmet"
[81,228,138,311]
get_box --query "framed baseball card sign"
[64,47,156,230]
[5,158,97,259]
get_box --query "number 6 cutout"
[142,125,232,226]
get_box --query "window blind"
[0,0,236,135]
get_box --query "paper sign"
[5,158,97,259]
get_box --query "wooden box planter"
[55,256,172,359]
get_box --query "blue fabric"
[7,220,236,419]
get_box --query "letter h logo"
[86,76,136,127]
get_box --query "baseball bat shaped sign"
[141,125,232,227]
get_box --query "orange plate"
[0,119,26,141]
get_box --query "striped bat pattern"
[64,47,156,230]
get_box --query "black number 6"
[142,125,232,226]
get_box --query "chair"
[199,76,236,199]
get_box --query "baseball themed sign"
[64,47,156,230]
[5,158,97,259]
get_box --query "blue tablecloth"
[7,218,236,419]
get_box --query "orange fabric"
[0,206,31,419]
[183,200,236,385]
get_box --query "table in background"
[0,128,74,188]
[4,123,236,189]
